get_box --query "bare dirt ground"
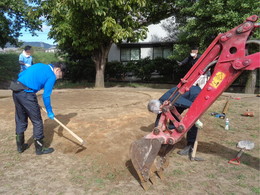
[0,87,259,195]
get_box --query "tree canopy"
[41,0,181,87]
[162,0,260,59]
[0,0,42,48]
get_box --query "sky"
[18,22,168,45]
[19,24,55,45]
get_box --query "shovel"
[190,120,205,161]
[228,140,254,165]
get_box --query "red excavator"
[129,15,260,190]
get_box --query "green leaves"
[40,0,188,86]
[0,0,42,48]
[167,0,260,59]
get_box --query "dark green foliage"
[126,58,156,81]
[0,51,61,86]
[105,58,183,83]
[33,52,60,64]
[0,53,20,82]
[41,0,184,87]
[105,61,126,81]
[65,58,96,83]
[163,0,259,60]
[64,58,182,83]
[153,57,186,82]
[0,0,42,48]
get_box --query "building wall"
[108,44,120,62]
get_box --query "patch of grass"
[237,174,246,180]
[69,169,87,184]
[168,182,182,190]
[13,153,22,161]
[251,186,260,194]
[219,166,229,173]
[171,169,185,176]
[107,188,124,195]
[1,148,16,154]
[55,80,94,89]
[55,80,174,89]
[95,178,105,185]
[250,134,258,139]
[231,166,243,171]
[236,182,247,188]
[3,161,15,168]
[70,174,86,183]
[207,173,216,179]
[242,161,250,166]
[224,140,237,147]
[106,172,116,180]
[225,193,236,195]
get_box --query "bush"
[0,51,61,88]
[105,61,126,80]
[105,58,184,83]
[33,52,60,64]
[64,58,96,82]
[0,53,20,82]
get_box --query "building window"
[163,48,172,58]
[153,47,172,59]
[153,47,163,59]
[141,48,153,59]
[121,48,140,62]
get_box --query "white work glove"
[25,63,31,67]
[195,119,203,129]
[177,61,182,66]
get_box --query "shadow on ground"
[26,112,86,153]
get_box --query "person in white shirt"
[19,45,33,72]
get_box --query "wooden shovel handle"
[40,107,85,145]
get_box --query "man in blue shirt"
[11,62,65,155]
[147,86,202,156]
[19,45,33,72]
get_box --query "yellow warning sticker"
[210,72,226,88]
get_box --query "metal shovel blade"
[237,140,255,150]
[130,138,162,185]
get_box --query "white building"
[108,21,172,62]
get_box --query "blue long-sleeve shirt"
[18,63,56,113]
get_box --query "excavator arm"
[130,15,260,190]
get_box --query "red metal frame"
[145,15,259,145]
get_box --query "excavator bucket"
[130,137,172,190]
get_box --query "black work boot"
[177,145,192,156]
[16,133,29,153]
[34,139,54,155]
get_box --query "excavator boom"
[130,15,260,190]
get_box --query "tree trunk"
[244,70,257,94]
[92,42,112,88]
[95,67,105,88]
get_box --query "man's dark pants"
[155,107,198,146]
[13,91,44,139]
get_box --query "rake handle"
[40,107,85,145]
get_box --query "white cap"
[147,100,162,114]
